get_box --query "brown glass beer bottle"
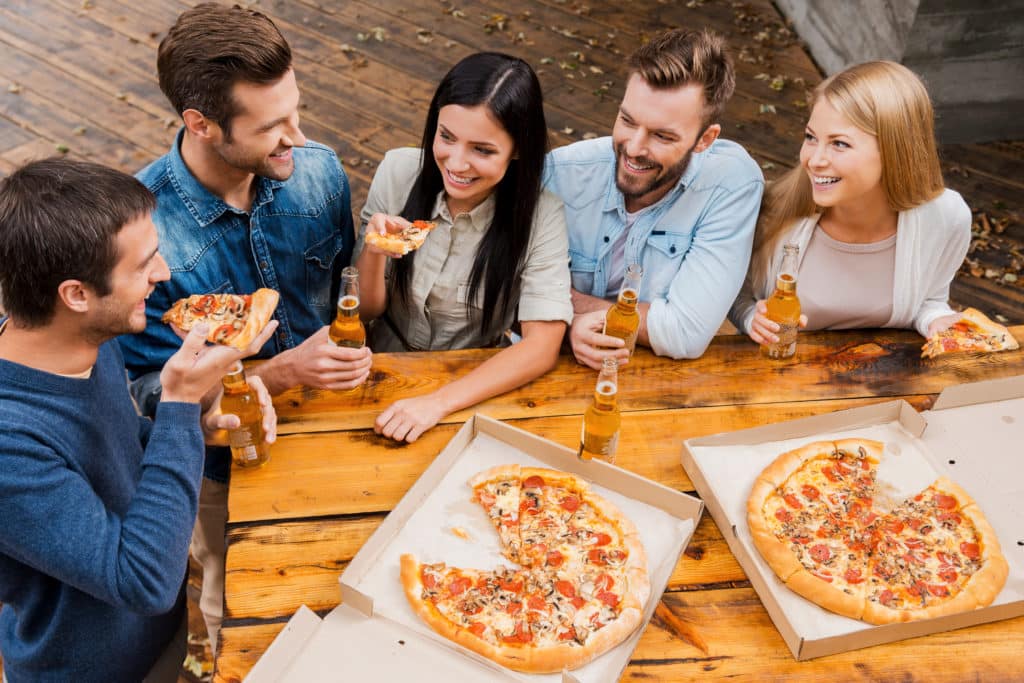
[328,266,366,348]
[578,358,621,463]
[603,264,643,354]
[220,362,270,468]
[762,244,801,360]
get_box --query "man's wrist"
[249,351,293,396]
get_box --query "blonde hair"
[751,61,945,287]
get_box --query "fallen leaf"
[758,103,777,114]
[72,126,87,136]
[769,75,785,91]
[985,268,1001,279]
[761,161,776,170]
[115,92,128,101]
[1004,273,1018,283]
[7,83,21,94]
[582,132,598,140]
[416,29,434,44]
[56,143,70,154]
[561,127,574,135]
[339,43,357,54]
[589,66,603,74]
[540,57,554,64]
[996,314,1010,323]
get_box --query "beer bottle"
[578,358,621,464]
[328,266,366,348]
[603,264,643,354]
[220,362,271,468]
[762,243,801,360]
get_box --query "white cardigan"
[729,188,972,338]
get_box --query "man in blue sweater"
[0,158,277,682]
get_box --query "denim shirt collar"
[602,144,708,217]
[166,128,286,226]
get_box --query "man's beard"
[614,140,697,204]
[214,137,294,181]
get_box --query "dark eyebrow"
[256,116,289,133]
[136,245,160,269]
[619,105,678,138]
[438,123,499,149]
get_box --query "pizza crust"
[468,464,521,490]
[959,503,1010,609]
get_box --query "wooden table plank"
[270,327,1024,436]
[232,395,935,523]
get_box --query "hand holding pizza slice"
[921,308,1018,358]
[363,214,437,256]
[162,288,279,350]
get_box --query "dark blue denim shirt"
[118,129,354,481]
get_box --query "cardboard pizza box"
[680,374,1024,660]
[247,414,703,682]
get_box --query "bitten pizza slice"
[921,307,1019,358]
[162,288,279,350]
[364,219,436,256]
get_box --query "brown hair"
[157,2,292,137]
[627,28,736,126]
[0,158,156,327]
[751,61,945,287]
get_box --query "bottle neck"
[222,367,250,394]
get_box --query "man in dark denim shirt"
[118,3,371,656]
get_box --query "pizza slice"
[469,465,523,564]
[364,219,436,256]
[162,288,279,350]
[921,307,1019,359]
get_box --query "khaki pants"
[190,477,229,659]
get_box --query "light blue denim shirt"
[118,129,354,481]
[544,136,763,359]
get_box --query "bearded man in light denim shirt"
[544,29,764,368]
[117,4,371,657]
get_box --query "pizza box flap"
[250,414,701,683]
[681,395,1024,661]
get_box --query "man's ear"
[56,280,92,314]
[694,123,721,153]
[182,109,218,141]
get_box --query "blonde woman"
[729,61,970,344]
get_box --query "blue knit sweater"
[0,341,203,682]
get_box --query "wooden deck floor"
[0,0,1021,677]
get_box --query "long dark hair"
[392,52,548,339]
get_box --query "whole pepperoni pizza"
[747,439,1008,624]
[400,465,650,673]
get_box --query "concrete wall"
[775,0,1024,143]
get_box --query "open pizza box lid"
[246,414,703,682]
[680,374,1024,660]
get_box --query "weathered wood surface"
[268,327,1024,435]
[0,0,1022,317]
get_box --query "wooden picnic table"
[216,327,1024,682]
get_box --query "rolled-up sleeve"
[647,178,763,358]
[517,190,574,324]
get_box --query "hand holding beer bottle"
[219,361,273,468]
[603,264,643,355]
[578,357,621,464]
[329,266,366,348]
[758,244,804,360]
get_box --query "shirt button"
[260,261,269,269]
[603,236,610,243]
[669,245,676,254]
[278,330,287,340]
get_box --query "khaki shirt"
[356,147,573,351]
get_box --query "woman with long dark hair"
[355,52,572,442]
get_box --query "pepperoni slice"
[960,542,981,560]
[449,576,472,596]
[801,484,820,500]
[527,595,547,611]
[938,567,958,584]
[588,549,607,566]
[523,475,545,489]
[560,495,581,511]
[784,493,803,509]
[607,549,627,564]
[903,537,925,550]
[476,491,496,506]
[905,517,924,531]
[502,624,533,644]
[933,493,957,510]
[775,508,793,524]
[555,580,576,598]
[937,511,962,526]
[592,532,612,547]
[811,569,834,583]
[809,544,831,563]
[884,518,905,534]
[927,584,950,598]
[520,497,538,511]
[558,628,576,641]
[422,572,438,589]
[877,589,895,606]
[597,590,620,607]
[822,466,840,483]
[595,573,615,592]
[469,622,487,637]
[506,601,523,614]
[570,596,585,610]
[500,578,524,594]
[844,568,864,584]
[546,551,564,568]
[937,551,957,567]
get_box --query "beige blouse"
[355,148,573,351]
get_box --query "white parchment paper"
[689,420,1023,641]
[350,432,693,682]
